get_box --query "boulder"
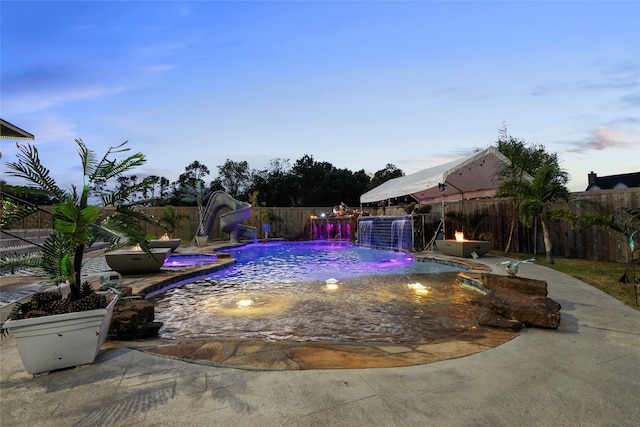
[109,309,139,334]
[109,299,162,339]
[475,306,525,331]
[482,273,548,296]
[484,288,561,329]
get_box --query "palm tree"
[518,162,570,264]
[3,139,159,301]
[495,129,537,255]
[495,126,560,257]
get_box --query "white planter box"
[4,293,118,375]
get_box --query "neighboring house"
[585,171,640,191]
[1,118,35,140]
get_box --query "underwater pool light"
[325,278,339,291]
[408,282,430,294]
[237,299,254,308]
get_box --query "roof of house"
[586,172,640,191]
[1,119,35,140]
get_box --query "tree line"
[1,154,406,209]
[2,129,637,266]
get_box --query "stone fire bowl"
[149,238,181,252]
[435,240,492,258]
[105,248,171,275]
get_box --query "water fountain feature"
[391,219,412,251]
[357,216,413,251]
[310,216,353,240]
[358,220,372,245]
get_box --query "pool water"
[151,241,484,343]
[209,241,458,283]
[163,254,218,268]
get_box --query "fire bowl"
[435,240,492,258]
[105,248,171,275]
[149,238,181,252]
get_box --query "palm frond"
[87,140,129,181]
[100,179,154,206]
[38,233,72,281]
[0,252,42,270]
[0,205,39,229]
[93,207,156,246]
[4,143,67,201]
[582,207,640,238]
[99,154,146,182]
[88,141,146,183]
[53,198,100,246]
[0,234,70,286]
[76,139,99,180]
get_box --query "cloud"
[620,93,640,108]
[28,115,78,143]
[531,59,640,101]
[3,85,126,115]
[568,129,639,153]
[138,64,177,74]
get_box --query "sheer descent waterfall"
[358,220,372,245]
[391,219,411,251]
[357,216,413,251]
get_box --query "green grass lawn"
[500,252,639,310]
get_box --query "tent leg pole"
[439,183,446,239]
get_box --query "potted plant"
[0,139,160,374]
[148,205,188,251]
[158,205,188,238]
[182,181,211,246]
[175,161,211,246]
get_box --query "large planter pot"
[195,235,208,246]
[105,248,171,275]
[3,293,119,375]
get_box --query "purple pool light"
[163,254,217,268]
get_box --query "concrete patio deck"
[1,246,639,426]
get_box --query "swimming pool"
[163,254,218,269]
[150,241,483,343]
[209,241,460,282]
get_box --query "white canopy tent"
[360,146,516,205]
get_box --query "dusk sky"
[1,1,639,194]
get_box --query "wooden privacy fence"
[408,188,639,263]
[4,188,637,263]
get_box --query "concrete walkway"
[1,255,639,426]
